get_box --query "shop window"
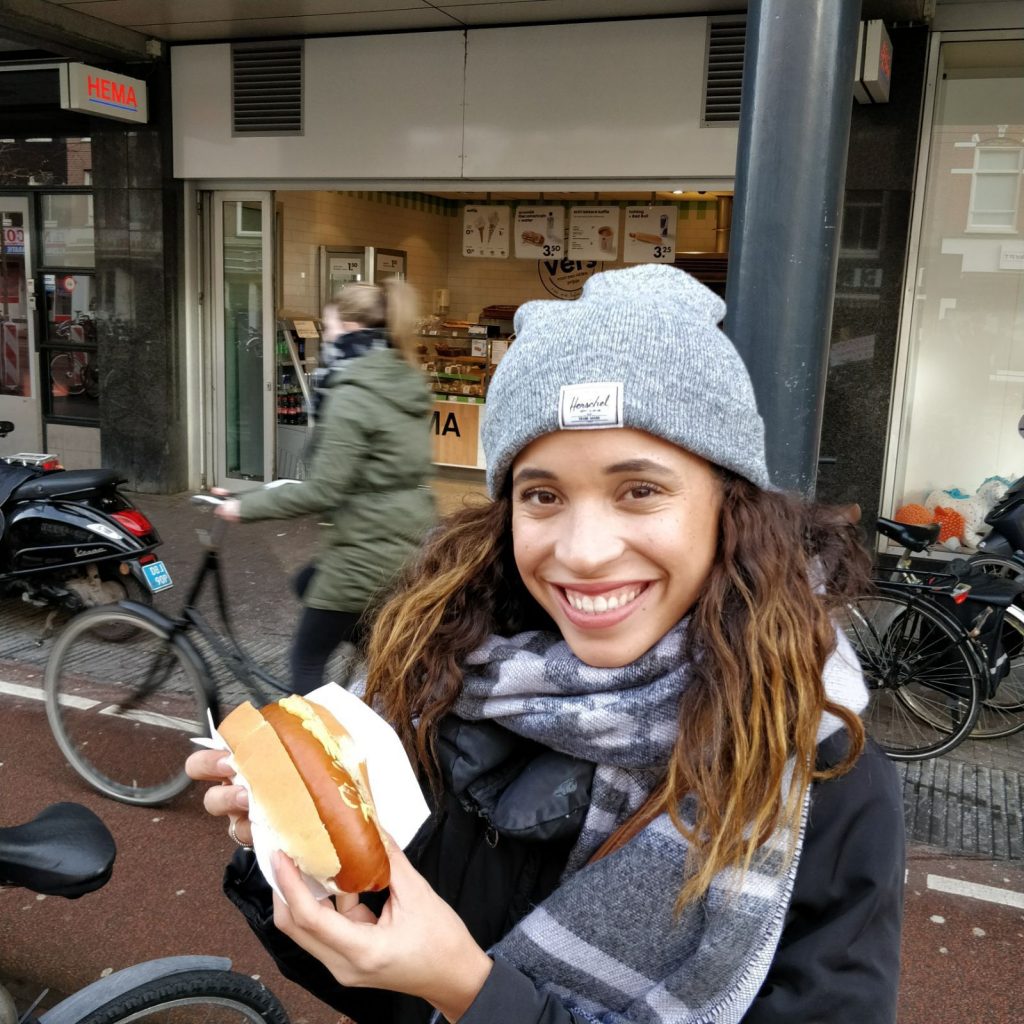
[40,193,95,268]
[966,144,1022,232]
[39,272,99,423]
[888,39,1024,550]
[0,208,32,398]
[0,136,92,188]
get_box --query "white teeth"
[565,586,641,615]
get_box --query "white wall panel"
[172,18,738,182]
[172,34,466,179]
[463,19,737,179]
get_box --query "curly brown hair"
[363,472,869,907]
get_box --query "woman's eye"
[522,488,559,506]
[625,482,659,500]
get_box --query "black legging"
[289,606,364,695]
[288,565,364,694]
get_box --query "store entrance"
[207,191,276,489]
[0,196,42,454]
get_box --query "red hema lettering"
[87,75,101,97]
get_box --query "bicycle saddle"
[876,517,940,552]
[9,468,123,502]
[0,802,115,897]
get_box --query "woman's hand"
[185,748,252,847]
[209,486,241,522]
[272,843,493,1022]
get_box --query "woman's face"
[511,428,723,668]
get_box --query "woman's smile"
[511,429,722,668]
[555,581,652,626]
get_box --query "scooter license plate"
[142,560,174,593]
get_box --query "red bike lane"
[0,688,340,1024]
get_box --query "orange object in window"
[932,505,966,544]
[894,503,933,526]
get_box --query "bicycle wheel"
[971,602,1024,738]
[969,553,1024,585]
[840,589,982,759]
[50,352,84,396]
[45,606,210,805]
[75,970,289,1024]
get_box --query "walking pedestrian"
[214,280,435,694]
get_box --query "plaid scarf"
[309,327,389,422]
[450,623,867,1023]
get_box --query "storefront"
[0,59,186,490]
[173,16,742,496]
[880,32,1024,552]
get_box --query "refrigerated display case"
[274,316,318,479]
[318,246,407,309]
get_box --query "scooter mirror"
[1019,412,1024,439]
[0,421,14,437]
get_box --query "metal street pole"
[724,0,862,495]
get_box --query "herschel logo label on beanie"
[558,382,624,430]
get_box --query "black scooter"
[0,420,171,636]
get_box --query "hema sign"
[59,63,148,124]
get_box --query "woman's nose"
[554,504,626,575]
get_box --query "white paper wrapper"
[193,682,430,902]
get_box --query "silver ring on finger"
[228,817,253,851]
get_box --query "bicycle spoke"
[841,592,980,759]
[46,609,208,805]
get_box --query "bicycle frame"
[139,515,291,715]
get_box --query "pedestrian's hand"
[185,748,252,847]
[272,841,493,1021]
[214,498,241,522]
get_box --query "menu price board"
[568,207,619,261]
[623,206,677,263]
[514,206,565,259]
[463,205,510,258]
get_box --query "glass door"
[211,192,275,488]
[0,196,42,453]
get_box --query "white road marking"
[97,705,203,733]
[0,679,98,710]
[2,678,199,732]
[927,874,1024,910]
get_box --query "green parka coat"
[237,347,435,613]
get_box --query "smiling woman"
[511,430,722,668]
[188,264,906,1024]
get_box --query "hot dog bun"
[219,695,390,893]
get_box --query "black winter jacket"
[224,717,905,1024]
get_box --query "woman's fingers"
[185,749,233,782]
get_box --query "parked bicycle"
[0,801,289,1023]
[967,411,1024,585]
[45,496,293,806]
[840,516,1024,761]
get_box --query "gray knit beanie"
[482,264,770,497]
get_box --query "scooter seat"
[0,802,115,897]
[0,462,39,506]
[9,468,123,502]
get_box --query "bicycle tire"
[841,587,983,759]
[45,606,211,805]
[971,603,1024,738]
[50,353,84,396]
[968,553,1024,586]
[75,969,289,1024]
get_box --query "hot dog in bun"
[218,695,390,893]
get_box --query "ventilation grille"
[703,18,746,125]
[232,41,303,136]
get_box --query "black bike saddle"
[876,517,941,552]
[0,802,115,897]
[9,468,123,502]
